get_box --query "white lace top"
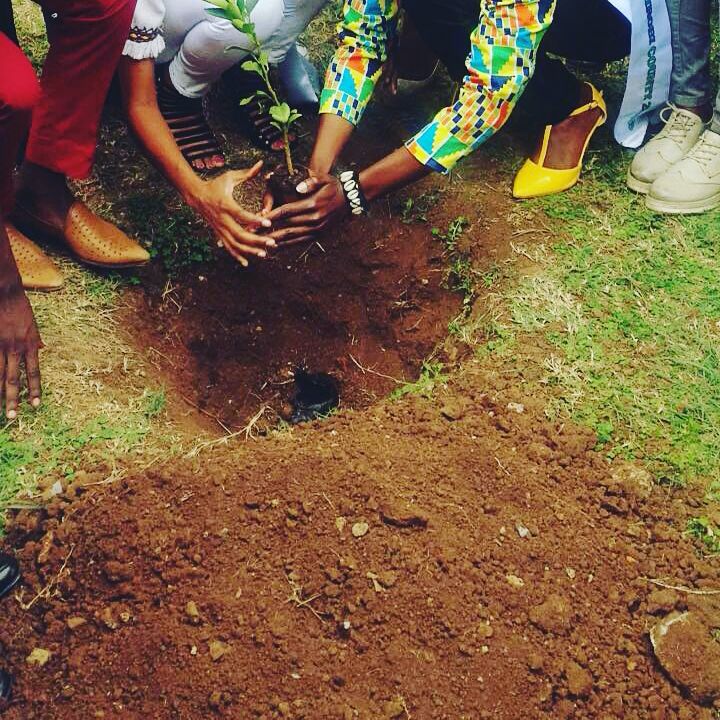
[123,0,166,60]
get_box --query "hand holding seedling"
[266,174,348,245]
[186,161,275,267]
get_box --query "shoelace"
[658,105,698,145]
[686,133,719,168]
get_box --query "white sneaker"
[646,129,720,214]
[627,106,707,194]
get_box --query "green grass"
[479,145,720,496]
[686,517,720,555]
[391,361,448,400]
[0,386,166,519]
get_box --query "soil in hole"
[124,203,462,428]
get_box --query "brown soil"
[2,368,718,719]
[122,195,463,430]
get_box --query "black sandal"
[233,67,297,153]
[156,78,226,171]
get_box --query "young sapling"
[205,0,302,175]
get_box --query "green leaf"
[269,103,291,125]
[205,7,230,19]
[225,0,244,19]
[231,20,256,35]
[240,59,263,75]
[238,96,254,106]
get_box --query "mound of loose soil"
[2,370,718,719]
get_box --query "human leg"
[166,0,284,100]
[631,0,716,203]
[13,0,149,269]
[265,0,329,108]
[0,34,63,290]
[512,0,628,198]
[0,33,38,216]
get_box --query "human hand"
[0,284,42,420]
[187,160,276,267]
[266,174,349,246]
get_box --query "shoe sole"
[646,192,720,214]
[626,167,652,194]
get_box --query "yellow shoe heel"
[513,83,607,200]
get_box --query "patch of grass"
[490,145,720,489]
[398,190,442,224]
[432,216,469,252]
[686,517,720,555]
[391,361,448,400]
[119,194,212,273]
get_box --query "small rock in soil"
[529,594,573,634]
[66,616,87,630]
[209,640,232,662]
[99,607,117,630]
[102,560,134,583]
[26,648,52,667]
[440,399,467,421]
[383,697,405,718]
[506,574,525,589]
[650,611,720,703]
[527,652,544,673]
[565,659,593,698]
[185,600,201,624]
[351,522,369,538]
[606,461,654,499]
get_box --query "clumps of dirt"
[1,372,718,719]
[124,203,462,430]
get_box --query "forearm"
[309,114,356,176]
[126,103,204,204]
[359,147,429,203]
[119,59,203,206]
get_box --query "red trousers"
[0,33,37,215]
[0,0,135,213]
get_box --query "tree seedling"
[205,0,301,175]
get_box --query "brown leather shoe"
[7,223,64,292]
[14,200,149,269]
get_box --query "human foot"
[528,83,606,170]
[12,166,149,269]
[157,67,226,173]
[646,129,720,214]
[15,162,74,235]
[627,106,708,193]
[513,83,606,199]
[7,223,64,291]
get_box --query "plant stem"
[283,129,294,176]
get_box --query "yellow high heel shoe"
[513,83,607,199]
